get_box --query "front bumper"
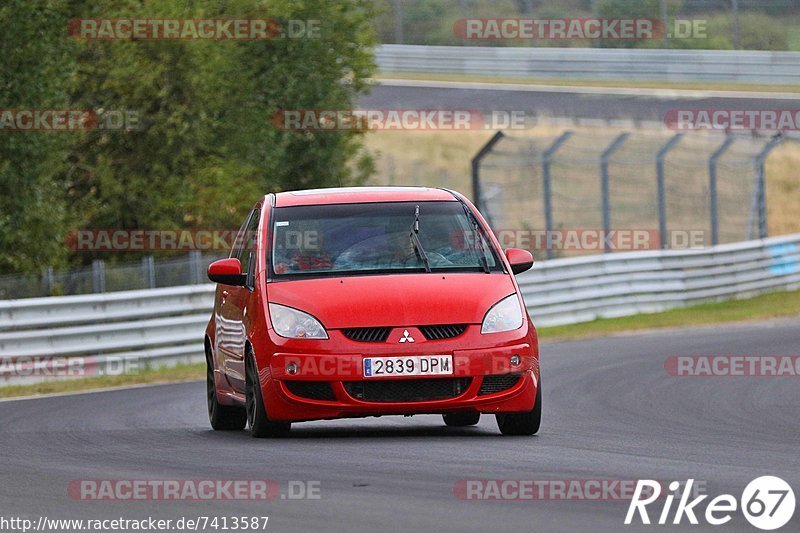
[262,341,539,422]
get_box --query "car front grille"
[343,378,471,403]
[341,327,392,343]
[419,324,467,340]
[284,381,336,401]
[478,374,522,396]
[341,325,467,342]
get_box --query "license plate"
[363,355,453,378]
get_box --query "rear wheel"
[245,349,291,438]
[443,412,481,427]
[496,375,541,436]
[207,349,246,431]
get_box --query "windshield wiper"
[410,205,432,273]
[460,202,491,273]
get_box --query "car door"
[215,208,259,392]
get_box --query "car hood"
[267,273,516,328]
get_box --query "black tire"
[245,349,291,438]
[207,348,247,431]
[443,412,481,427]
[496,375,541,436]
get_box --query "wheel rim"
[245,359,255,429]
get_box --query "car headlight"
[481,294,524,334]
[268,303,328,339]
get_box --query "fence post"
[43,266,54,296]
[754,133,783,240]
[471,131,505,221]
[656,133,684,249]
[708,135,735,246]
[92,259,106,293]
[142,255,156,289]
[600,133,629,253]
[189,251,203,285]
[542,131,574,259]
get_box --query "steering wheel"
[426,251,453,267]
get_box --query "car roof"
[272,186,458,207]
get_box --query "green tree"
[0,0,74,273]
[60,0,377,263]
[237,0,377,192]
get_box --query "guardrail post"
[754,133,783,240]
[708,135,735,246]
[542,131,574,259]
[142,256,156,289]
[656,133,684,249]
[471,131,505,222]
[92,259,106,293]
[600,133,630,253]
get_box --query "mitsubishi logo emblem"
[399,330,415,343]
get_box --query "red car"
[204,187,540,437]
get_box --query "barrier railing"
[375,45,800,84]
[1,234,798,386]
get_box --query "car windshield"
[270,201,501,277]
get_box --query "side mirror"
[505,248,534,275]
[207,258,246,286]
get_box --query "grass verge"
[0,362,205,399]
[538,288,800,341]
[375,72,800,94]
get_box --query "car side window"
[230,210,254,262]
[239,209,260,284]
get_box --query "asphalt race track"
[361,80,800,123]
[1,319,798,533]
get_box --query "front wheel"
[207,350,246,431]
[245,349,291,438]
[496,375,541,436]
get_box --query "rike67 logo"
[626,477,795,530]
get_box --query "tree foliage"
[0,0,74,272]
[0,0,376,273]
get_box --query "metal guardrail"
[0,285,214,386]
[375,44,800,84]
[517,234,800,327]
[1,234,798,386]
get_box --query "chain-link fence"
[1,129,793,298]
[474,129,789,258]
[0,252,224,300]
